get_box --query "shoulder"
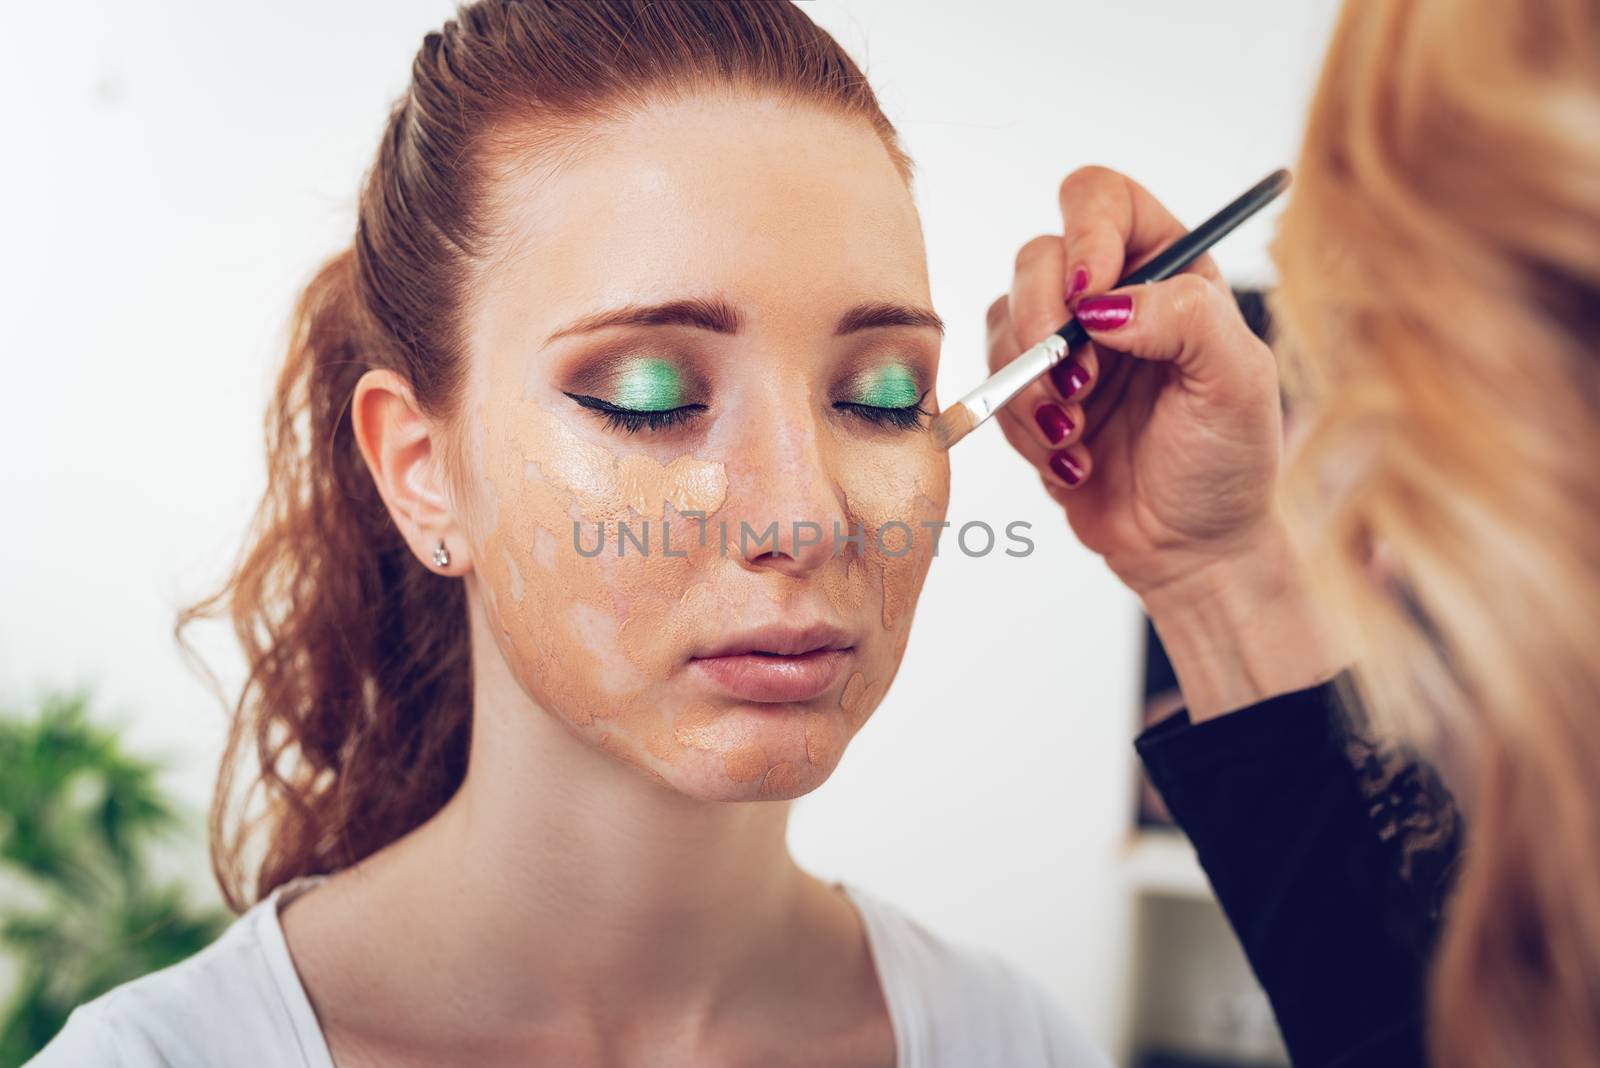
[24,894,315,1068]
[840,883,1111,1068]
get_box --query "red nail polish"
[1050,451,1084,486]
[1076,293,1132,330]
[1049,357,1091,400]
[1034,402,1073,444]
[1066,266,1088,301]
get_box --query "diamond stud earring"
[432,539,451,568]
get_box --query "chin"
[671,762,833,803]
[593,698,862,802]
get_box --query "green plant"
[0,687,230,1063]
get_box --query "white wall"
[0,0,1340,1054]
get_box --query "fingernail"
[1049,357,1091,400]
[1066,266,1088,302]
[1033,402,1073,445]
[1050,451,1084,486]
[1076,293,1133,330]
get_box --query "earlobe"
[350,368,474,576]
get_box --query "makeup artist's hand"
[987,166,1347,719]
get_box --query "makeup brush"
[929,168,1292,451]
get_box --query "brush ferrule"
[959,333,1069,420]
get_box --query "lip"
[690,622,855,703]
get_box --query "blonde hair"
[1270,0,1600,1062]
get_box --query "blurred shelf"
[1124,828,1212,901]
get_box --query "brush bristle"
[929,403,977,451]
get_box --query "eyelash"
[563,389,931,434]
[831,393,931,431]
[564,392,708,434]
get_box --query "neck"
[361,583,821,1030]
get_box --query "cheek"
[469,389,740,777]
[837,443,950,632]
[474,465,644,729]
[831,442,949,731]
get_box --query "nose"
[721,402,849,579]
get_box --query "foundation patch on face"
[724,742,768,782]
[565,601,645,697]
[614,590,681,675]
[838,448,949,631]
[617,452,729,519]
[501,548,525,603]
[894,626,912,665]
[758,760,807,799]
[840,672,866,716]
[642,722,677,763]
[804,713,837,766]
[872,523,919,631]
[598,731,671,787]
[839,671,885,732]
[672,704,722,752]
[518,419,729,525]
[852,679,885,731]
[822,554,869,616]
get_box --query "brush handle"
[1052,167,1290,345]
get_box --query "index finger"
[1006,236,1102,407]
[1059,166,1226,300]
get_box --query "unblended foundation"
[465,307,949,800]
[616,453,728,519]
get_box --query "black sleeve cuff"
[1135,674,1354,819]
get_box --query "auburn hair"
[1271,0,1600,1062]
[175,0,915,913]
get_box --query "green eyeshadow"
[849,363,921,408]
[611,357,686,411]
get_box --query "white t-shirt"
[27,873,1109,1067]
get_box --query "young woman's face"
[457,91,949,801]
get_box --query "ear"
[350,368,472,576]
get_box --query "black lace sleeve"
[1335,677,1464,972]
[1134,671,1465,1068]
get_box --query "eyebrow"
[544,295,945,343]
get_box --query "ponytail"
[176,247,470,912]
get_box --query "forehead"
[471,91,930,345]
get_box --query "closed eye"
[564,392,708,434]
[833,390,931,431]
